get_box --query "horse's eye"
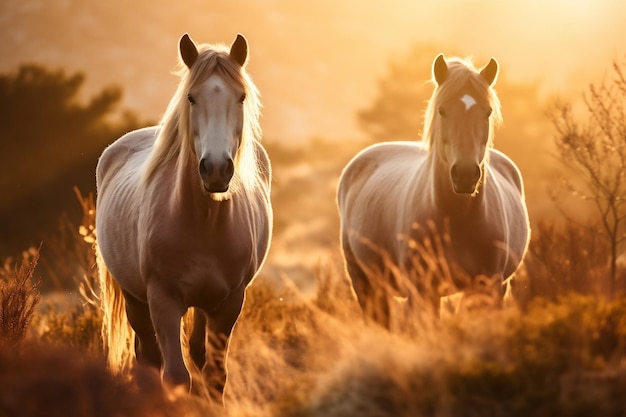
[438,107,447,117]
[486,108,493,117]
[187,94,195,105]
[239,93,246,104]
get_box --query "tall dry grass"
[2,192,626,416]
[0,247,41,349]
[223,255,626,417]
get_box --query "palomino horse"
[95,33,272,401]
[338,54,530,326]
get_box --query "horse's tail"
[96,243,135,374]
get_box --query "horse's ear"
[230,34,248,67]
[433,54,448,85]
[480,58,499,86]
[180,33,198,69]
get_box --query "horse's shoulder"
[97,127,158,185]
[338,142,425,214]
[489,149,524,192]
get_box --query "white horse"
[95,33,272,401]
[338,54,530,326]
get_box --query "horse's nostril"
[199,158,213,178]
[473,165,481,182]
[450,163,481,184]
[450,164,460,181]
[223,158,234,178]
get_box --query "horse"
[337,54,530,327]
[95,33,272,402]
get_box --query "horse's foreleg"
[204,288,245,404]
[189,308,208,371]
[122,291,162,369]
[147,284,189,391]
[343,241,392,328]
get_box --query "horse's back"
[338,141,426,207]
[96,127,159,294]
[338,141,428,266]
[96,127,158,222]
[96,127,158,190]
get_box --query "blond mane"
[142,42,262,194]
[422,56,502,150]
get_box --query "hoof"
[162,368,191,394]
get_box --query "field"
[1,171,626,417]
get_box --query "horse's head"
[180,33,249,194]
[430,54,500,195]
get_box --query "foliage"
[0,248,41,349]
[0,342,208,417]
[550,57,626,295]
[291,293,626,417]
[521,221,615,301]
[358,44,443,142]
[0,64,147,273]
[33,301,103,357]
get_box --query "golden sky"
[1,0,625,142]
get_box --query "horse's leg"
[202,288,245,404]
[147,284,189,390]
[342,240,391,328]
[122,290,161,368]
[189,308,207,371]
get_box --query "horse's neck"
[173,146,220,216]
[426,151,486,216]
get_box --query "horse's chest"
[448,222,505,277]
[409,217,505,281]
[140,214,258,298]
[149,220,252,265]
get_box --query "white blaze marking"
[460,94,477,111]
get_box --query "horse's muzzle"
[203,182,230,193]
[450,163,481,194]
[199,157,234,193]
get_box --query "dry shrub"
[33,300,103,356]
[226,272,358,414]
[295,294,626,417]
[522,221,614,302]
[223,248,626,417]
[0,341,214,417]
[344,220,506,335]
[0,248,41,349]
[39,187,98,292]
[30,189,103,355]
[225,254,508,417]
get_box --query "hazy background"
[1,0,625,290]
[2,0,625,141]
